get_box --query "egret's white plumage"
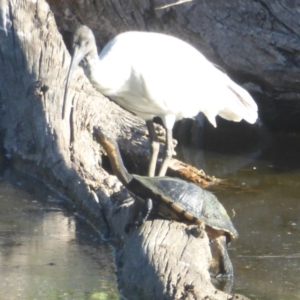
[63,25,258,176]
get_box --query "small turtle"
[94,126,238,277]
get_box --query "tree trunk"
[0,0,278,299]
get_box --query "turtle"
[94,126,238,277]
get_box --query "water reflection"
[0,168,119,300]
[177,123,300,300]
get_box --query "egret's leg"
[158,128,173,176]
[146,120,160,177]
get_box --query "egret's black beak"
[62,45,85,119]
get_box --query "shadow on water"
[177,119,300,300]
[0,166,119,300]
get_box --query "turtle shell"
[131,175,238,239]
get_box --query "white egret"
[63,25,258,177]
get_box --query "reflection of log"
[0,0,252,298]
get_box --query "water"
[178,121,300,300]
[0,167,119,300]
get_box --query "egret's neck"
[82,51,123,95]
[88,44,99,62]
[82,46,99,78]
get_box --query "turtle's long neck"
[95,128,133,186]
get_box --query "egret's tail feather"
[218,79,258,125]
[229,81,258,122]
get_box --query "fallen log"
[0,0,251,298]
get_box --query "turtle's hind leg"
[188,221,206,239]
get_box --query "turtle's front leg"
[210,234,234,277]
[136,198,153,226]
[125,198,153,233]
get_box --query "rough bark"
[1,0,287,299]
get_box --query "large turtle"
[94,126,238,277]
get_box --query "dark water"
[0,167,119,300]
[178,121,300,300]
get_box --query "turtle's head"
[62,25,97,119]
[93,126,117,154]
